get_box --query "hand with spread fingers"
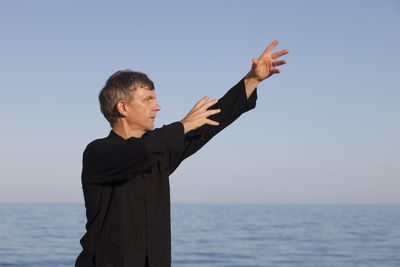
[249,40,289,81]
[180,96,221,134]
[244,40,289,98]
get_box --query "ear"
[116,100,128,117]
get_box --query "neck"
[112,121,145,139]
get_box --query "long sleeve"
[82,122,185,186]
[141,122,184,153]
[168,78,257,173]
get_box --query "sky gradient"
[0,0,399,204]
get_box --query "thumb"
[252,58,259,65]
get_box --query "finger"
[202,99,219,110]
[263,40,279,56]
[272,60,287,67]
[205,118,219,126]
[193,95,210,110]
[205,109,221,117]
[252,58,259,65]
[272,68,281,74]
[271,49,289,60]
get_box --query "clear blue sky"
[0,0,399,204]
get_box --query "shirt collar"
[108,130,125,140]
[108,129,146,140]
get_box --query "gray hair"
[99,70,154,127]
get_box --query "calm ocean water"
[0,204,399,266]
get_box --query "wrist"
[179,120,190,134]
[245,72,261,85]
[244,74,260,98]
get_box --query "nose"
[154,101,161,111]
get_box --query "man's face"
[125,86,161,132]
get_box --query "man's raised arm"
[166,40,289,172]
[181,40,289,134]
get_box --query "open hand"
[180,96,221,134]
[247,40,289,81]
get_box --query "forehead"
[133,86,156,99]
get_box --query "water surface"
[0,204,399,266]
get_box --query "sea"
[0,204,399,267]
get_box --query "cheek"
[131,103,146,116]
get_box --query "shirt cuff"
[238,78,258,112]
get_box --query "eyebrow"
[143,94,156,99]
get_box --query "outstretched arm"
[166,40,289,172]
[180,40,289,133]
[244,40,289,98]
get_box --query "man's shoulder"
[87,136,108,147]
[84,134,116,155]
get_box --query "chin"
[146,123,154,130]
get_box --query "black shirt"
[75,79,257,267]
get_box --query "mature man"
[76,40,288,267]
